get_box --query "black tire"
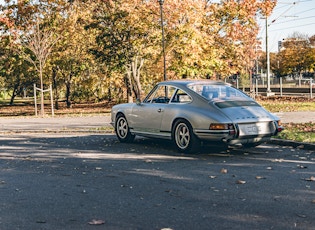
[115,114,135,143]
[172,119,200,153]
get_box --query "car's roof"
[158,79,227,87]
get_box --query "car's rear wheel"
[115,114,135,143]
[172,119,200,153]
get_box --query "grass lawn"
[277,123,315,143]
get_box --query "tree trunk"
[125,66,133,103]
[52,67,59,110]
[131,57,144,100]
[65,81,71,108]
[9,85,18,105]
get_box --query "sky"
[258,0,315,52]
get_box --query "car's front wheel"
[172,119,200,153]
[115,114,135,143]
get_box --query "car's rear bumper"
[195,129,275,146]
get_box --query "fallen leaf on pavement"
[36,220,46,224]
[88,219,105,225]
[255,176,266,180]
[236,180,246,184]
[297,165,307,169]
[303,176,315,181]
[220,168,228,174]
[296,214,307,218]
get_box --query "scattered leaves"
[236,180,246,184]
[296,214,307,218]
[36,220,46,224]
[220,168,228,174]
[88,219,105,225]
[276,122,315,143]
[259,97,315,113]
[297,165,307,169]
[303,176,315,181]
[255,176,266,180]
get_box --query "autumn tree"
[0,36,37,104]
[155,0,277,84]
[277,33,315,80]
[19,18,59,115]
[87,0,157,102]
[210,0,276,83]
[47,0,99,108]
[1,0,59,115]
[0,0,39,104]
[0,0,281,105]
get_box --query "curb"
[269,138,315,150]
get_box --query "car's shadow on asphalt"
[111,135,273,158]
[0,133,277,162]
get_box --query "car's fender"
[160,103,232,133]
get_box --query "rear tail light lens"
[228,124,236,135]
[276,120,284,132]
[209,124,228,130]
[210,123,236,135]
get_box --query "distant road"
[274,111,315,124]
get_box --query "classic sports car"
[111,80,283,153]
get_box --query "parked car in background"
[111,80,283,153]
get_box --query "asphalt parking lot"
[0,112,314,230]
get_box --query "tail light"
[209,123,236,135]
[276,120,284,132]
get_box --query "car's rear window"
[215,101,260,108]
[187,84,248,100]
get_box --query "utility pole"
[158,0,167,81]
[266,17,272,95]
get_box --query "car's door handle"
[157,108,163,113]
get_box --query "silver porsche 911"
[110,80,283,153]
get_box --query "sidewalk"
[0,115,112,133]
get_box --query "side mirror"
[136,98,141,105]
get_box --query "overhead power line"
[272,16,315,25]
[270,22,315,31]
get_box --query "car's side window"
[145,85,176,104]
[171,89,192,103]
